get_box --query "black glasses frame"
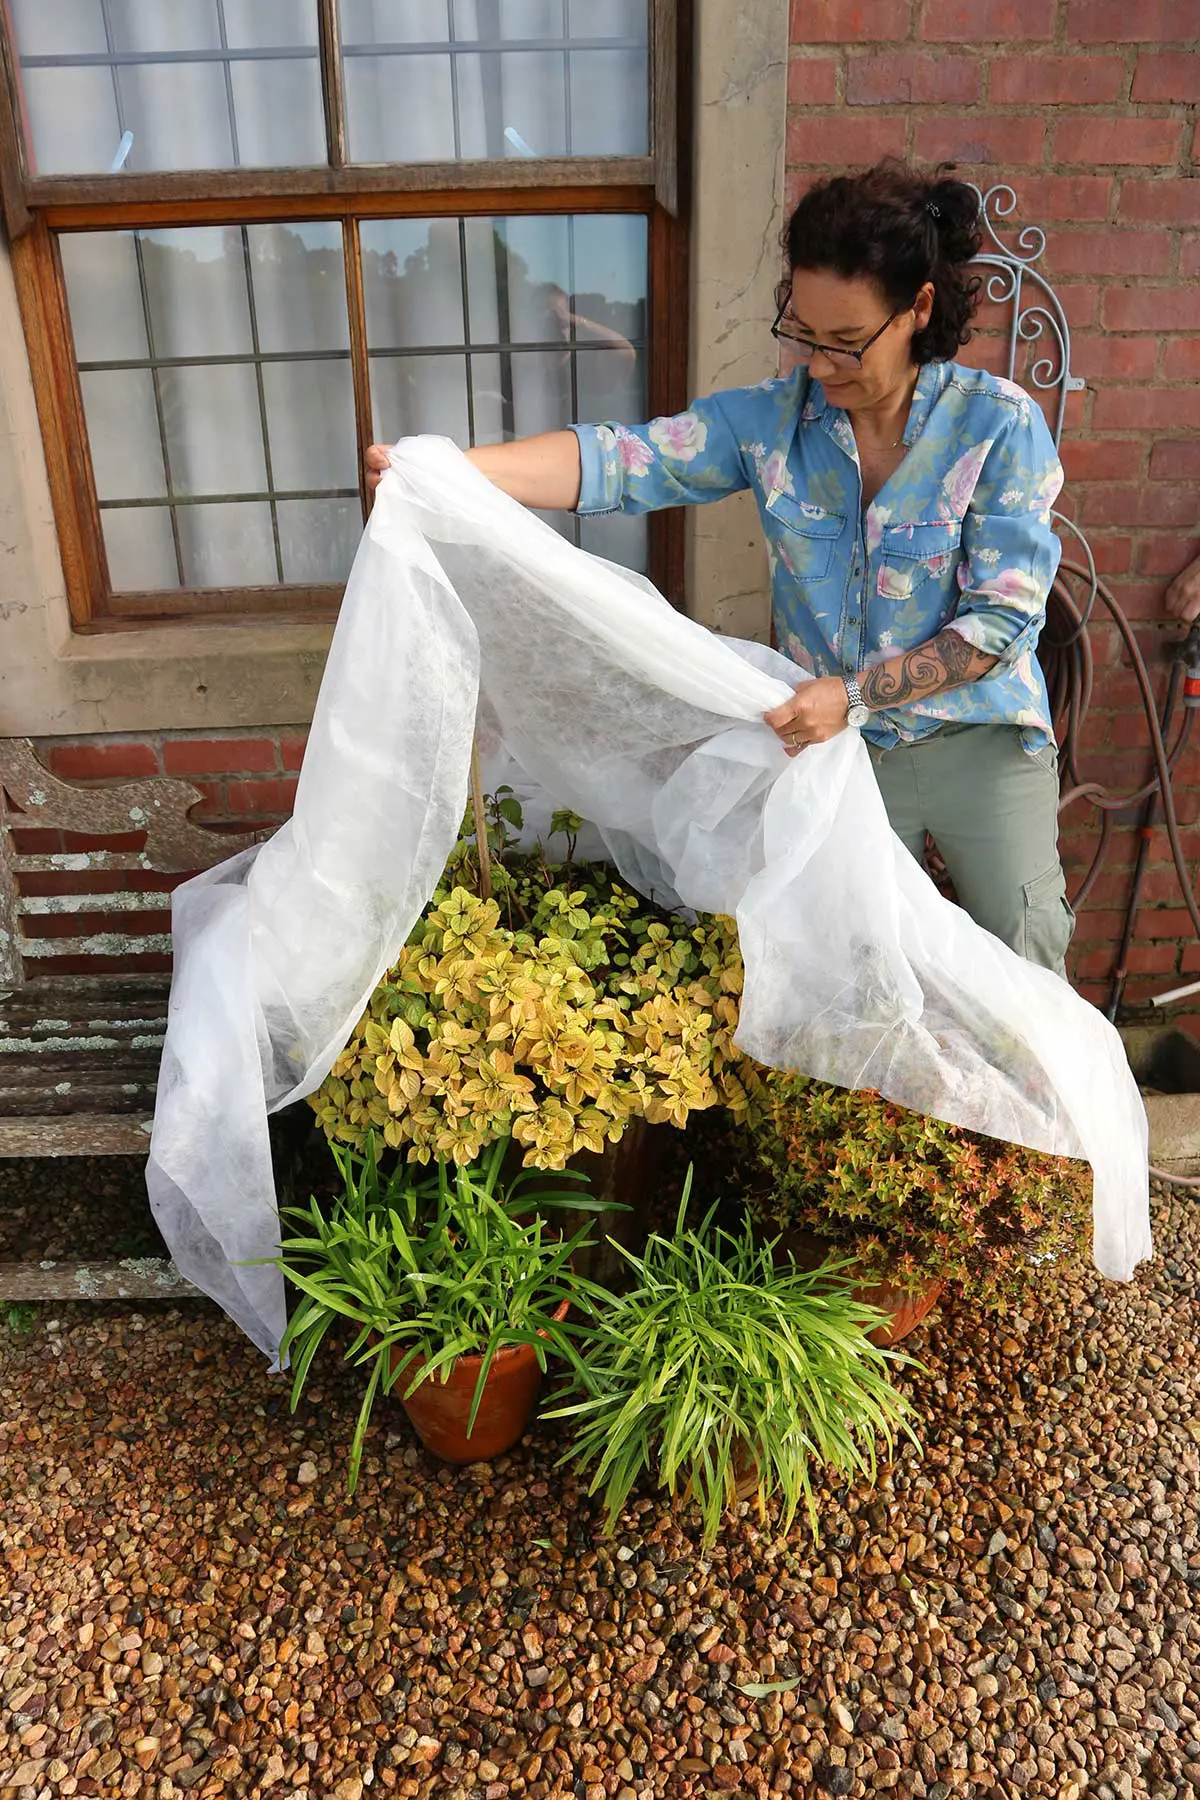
[770,304,910,366]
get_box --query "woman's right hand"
[365,443,392,495]
[1165,551,1200,625]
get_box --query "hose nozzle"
[1181,623,1200,708]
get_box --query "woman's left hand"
[764,677,850,755]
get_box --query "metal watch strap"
[844,675,867,713]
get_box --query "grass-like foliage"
[268,1135,607,1494]
[547,1173,917,1546]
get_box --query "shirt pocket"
[878,520,962,600]
[765,493,846,583]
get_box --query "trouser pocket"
[1022,861,1075,976]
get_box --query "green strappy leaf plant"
[265,1134,609,1494]
[546,1171,918,1546]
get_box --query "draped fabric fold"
[146,438,1151,1362]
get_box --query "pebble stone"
[1,1165,1198,1799]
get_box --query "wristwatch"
[843,674,871,728]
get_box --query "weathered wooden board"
[0,1258,201,1300]
[0,1114,152,1155]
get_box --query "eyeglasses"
[770,303,910,368]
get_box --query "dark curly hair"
[782,160,983,365]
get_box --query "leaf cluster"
[269,1137,607,1493]
[311,797,765,1169]
[547,1173,916,1547]
[746,1073,1093,1310]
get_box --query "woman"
[367,161,1072,976]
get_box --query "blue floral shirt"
[571,359,1064,753]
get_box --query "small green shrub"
[264,1135,607,1493]
[547,1172,916,1545]
[747,1073,1093,1311]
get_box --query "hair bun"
[925,172,983,266]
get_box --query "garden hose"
[1041,567,1200,1195]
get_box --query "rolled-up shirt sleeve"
[946,402,1063,668]
[571,392,752,516]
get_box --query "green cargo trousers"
[867,723,1074,978]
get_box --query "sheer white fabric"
[146,439,1152,1363]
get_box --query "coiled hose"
[1040,558,1200,1188]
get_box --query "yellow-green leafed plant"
[310,796,766,1168]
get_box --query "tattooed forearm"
[859,628,998,710]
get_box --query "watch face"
[848,703,871,728]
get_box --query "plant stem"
[469,737,492,901]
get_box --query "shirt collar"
[800,359,949,449]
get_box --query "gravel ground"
[2,1171,1199,1800]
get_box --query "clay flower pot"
[776,1225,944,1347]
[388,1298,571,1463]
[853,1272,945,1348]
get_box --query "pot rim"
[385,1293,572,1381]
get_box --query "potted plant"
[744,1072,1094,1338]
[308,794,766,1174]
[546,1172,916,1546]
[270,1134,606,1491]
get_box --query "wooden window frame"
[0,0,691,632]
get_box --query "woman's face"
[783,267,934,409]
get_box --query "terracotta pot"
[775,1226,945,1347]
[853,1272,946,1348]
[388,1298,570,1463]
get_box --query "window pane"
[370,354,471,446]
[361,221,466,350]
[176,503,277,587]
[8,0,106,57]
[260,362,358,491]
[579,511,648,570]
[277,499,365,584]
[59,233,148,363]
[227,59,326,167]
[339,0,450,39]
[569,50,647,155]
[576,345,644,430]
[19,67,121,177]
[340,0,648,161]
[364,213,648,573]
[453,0,564,34]
[464,216,571,344]
[61,222,360,596]
[101,507,180,592]
[9,0,324,174]
[454,53,567,160]
[343,54,456,163]
[79,369,167,501]
[568,0,645,32]
[247,224,351,354]
[157,364,268,497]
[141,228,254,361]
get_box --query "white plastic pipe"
[1150,976,1200,1008]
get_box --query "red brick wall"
[35,729,308,830]
[787,0,1200,1021]
[5,732,307,975]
